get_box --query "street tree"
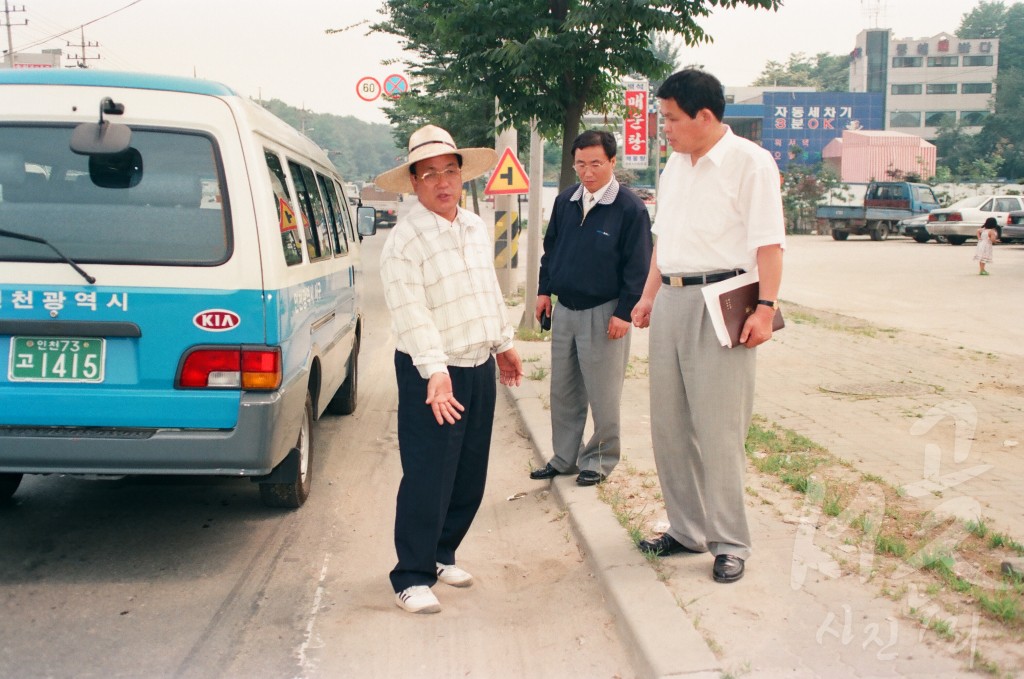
[374,0,781,190]
[752,52,850,91]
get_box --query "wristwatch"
[756,299,777,309]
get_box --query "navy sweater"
[538,181,653,321]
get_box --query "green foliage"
[374,0,781,190]
[937,2,1024,179]
[781,163,840,233]
[752,52,850,91]
[261,99,403,182]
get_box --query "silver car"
[1003,210,1024,243]
[928,195,1024,245]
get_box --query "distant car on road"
[1002,210,1024,243]
[898,213,943,243]
[928,195,1024,245]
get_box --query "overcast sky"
[11,0,979,125]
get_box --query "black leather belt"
[661,269,744,287]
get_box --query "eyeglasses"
[573,161,609,173]
[417,167,462,186]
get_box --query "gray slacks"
[549,299,630,476]
[649,285,755,559]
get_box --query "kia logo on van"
[194,309,241,332]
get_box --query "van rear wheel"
[0,473,23,503]
[832,230,849,241]
[260,392,314,509]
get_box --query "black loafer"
[575,470,606,486]
[530,463,562,480]
[713,554,745,583]
[638,533,701,557]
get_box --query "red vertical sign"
[623,81,649,169]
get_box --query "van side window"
[318,174,348,256]
[335,180,357,245]
[289,161,332,261]
[264,150,302,266]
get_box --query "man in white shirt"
[377,125,523,613]
[631,70,785,584]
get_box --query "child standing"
[974,217,998,275]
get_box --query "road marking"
[295,553,331,676]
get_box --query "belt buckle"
[669,276,684,287]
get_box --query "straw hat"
[374,124,498,194]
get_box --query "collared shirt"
[380,202,515,379]
[653,127,785,274]
[571,178,616,215]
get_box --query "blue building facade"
[756,92,884,171]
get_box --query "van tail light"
[178,347,282,391]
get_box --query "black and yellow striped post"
[494,209,520,270]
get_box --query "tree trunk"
[558,100,585,191]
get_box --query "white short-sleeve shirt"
[653,127,785,274]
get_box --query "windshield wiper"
[0,228,96,284]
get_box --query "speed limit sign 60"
[356,76,381,102]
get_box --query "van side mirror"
[357,206,377,237]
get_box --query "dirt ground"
[513,296,1024,678]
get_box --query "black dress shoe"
[575,470,606,486]
[529,463,562,480]
[637,533,701,557]
[713,554,745,583]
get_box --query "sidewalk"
[503,300,1024,678]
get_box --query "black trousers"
[390,351,496,592]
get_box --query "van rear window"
[0,125,229,266]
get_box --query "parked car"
[1003,210,1024,243]
[898,213,943,243]
[928,195,1024,245]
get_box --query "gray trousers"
[549,299,630,476]
[649,285,754,559]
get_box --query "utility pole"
[520,119,543,331]
[2,1,27,67]
[66,26,99,68]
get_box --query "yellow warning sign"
[279,198,298,232]
[484,148,530,195]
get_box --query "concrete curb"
[504,378,720,679]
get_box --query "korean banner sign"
[623,80,648,169]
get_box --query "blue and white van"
[0,70,371,508]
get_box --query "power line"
[15,0,143,53]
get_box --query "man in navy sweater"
[530,130,653,486]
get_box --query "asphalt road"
[0,231,633,679]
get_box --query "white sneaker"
[395,585,441,614]
[436,562,474,587]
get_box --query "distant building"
[0,49,63,69]
[849,29,997,139]
[822,130,936,182]
[759,91,884,172]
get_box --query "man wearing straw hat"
[377,124,524,614]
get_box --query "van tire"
[832,230,849,241]
[947,236,967,245]
[0,473,23,503]
[260,392,314,509]
[325,339,358,416]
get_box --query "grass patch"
[516,326,550,342]
[527,366,548,381]
[744,416,1024,644]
